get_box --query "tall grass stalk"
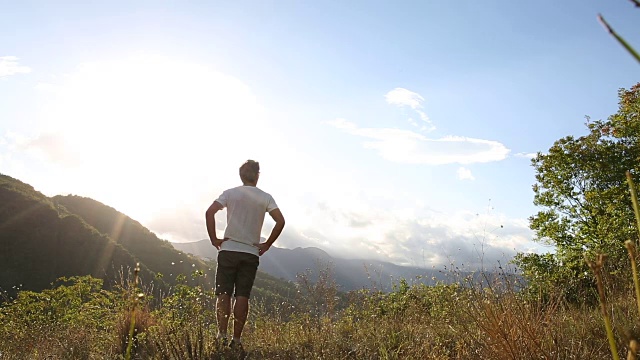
[586,254,620,360]
[626,172,640,247]
[598,14,640,64]
[626,171,640,360]
[625,240,640,318]
[125,263,141,360]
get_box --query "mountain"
[0,174,296,305]
[172,239,453,291]
[52,195,215,288]
[0,174,154,297]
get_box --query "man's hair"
[239,160,260,184]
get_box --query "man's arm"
[256,208,285,256]
[205,201,227,249]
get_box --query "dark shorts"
[215,251,259,298]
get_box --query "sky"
[1,0,639,271]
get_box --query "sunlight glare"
[34,55,268,222]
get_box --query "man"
[205,160,285,351]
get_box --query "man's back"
[215,185,278,255]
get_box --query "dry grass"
[0,270,638,359]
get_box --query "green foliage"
[0,174,155,299]
[252,271,298,310]
[352,279,463,322]
[295,265,340,320]
[146,277,218,358]
[516,83,640,302]
[53,195,215,293]
[0,272,626,359]
[0,173,305,323]
[0,276,122,358]
[514,252,595,304]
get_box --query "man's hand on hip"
[211,237,228,250]
[255,242,271,256]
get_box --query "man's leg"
[215,251,236,340]
[216,294,232,337]
[232,253,259,344]
[233,296,249,339]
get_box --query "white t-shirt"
[215,185,278,256]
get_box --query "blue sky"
[1,0,639,270]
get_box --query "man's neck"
[242,182,257,187]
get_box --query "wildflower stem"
[625,241,640,317]
[626,172,640,248]
[597,15,640,65]
[586,254,620,360]
[125,264,140,360]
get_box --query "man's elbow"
[277,218,286,228]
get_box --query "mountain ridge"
[172,239,452,291]
[0,174,155,297]
[0,174,297,305]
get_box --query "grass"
[0,267,636,359]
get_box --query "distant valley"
[172,239,455,291]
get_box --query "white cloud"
[0,56,31,77]
[274,199,539,270]
[457,167,475,180]
[385,88,424,109]
[35,82,58,92]
[328,119,510,165]
[515,152,537,159]
[385,88,435,132]
[327,118,357,131]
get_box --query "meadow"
[0,260,637,360]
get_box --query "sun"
[34,54,269,223]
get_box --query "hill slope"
[52,195,298,303]
[0,174,154,297]
[0,174,297,305]
[53,195,215,289]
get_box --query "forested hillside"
[0,174,154,298]
[0,175,297,305]
[53,194,216,291]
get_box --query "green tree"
[516,84,640,302]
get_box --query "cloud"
[329,88,510,165]
[0,54,283,223]
[385,88,434,132]
[385,88,424,109]
[19,133,82,167]
[0,56,31,77]
[34,82,58,92]
[457,167,475,180]
[142,178,529,272]
[274,199,539,270]
[515,152,537,159]
[327,119,510,165]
